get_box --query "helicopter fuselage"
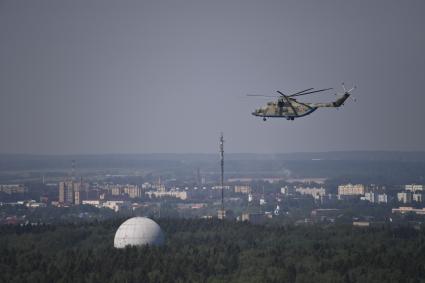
[252,99,317,120]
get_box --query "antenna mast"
[220,133,224,212]
[71,159,76,181]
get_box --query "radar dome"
[114,217,165,248]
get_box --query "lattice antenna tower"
[71,159,76,181]
[220,132,224,211]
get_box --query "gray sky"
[1,0,424,154]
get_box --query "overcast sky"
[1,0,424,154]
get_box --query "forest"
[1,218,425,283]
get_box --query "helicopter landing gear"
[263,117,267,121]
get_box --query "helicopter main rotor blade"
[277,91,298,116]
[246,94,279,97]
[289,88,314,96]
[289,88,333,97]
[276,90,286,96]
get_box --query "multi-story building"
[363,192,377,203]
[296,187,326,199]
[0,185,26,194]
[25,200,47,208]
[58,182,65,203]
[146,189,188,200]
[281,186,295,195]
[338,184,365,196]
[74,182,81,205]
[212,185,231,190]
[217,209,226,220]
[124,185,142,199]
[405,184,423,192]
[397,191,412,204]
[362,192,388,204]
[413,193,424,203]
[103,201,130,212]
[392,207,425,215]
[234,185,251,194]
[82,200,101,207]
[59,181,73,204]
[141,182,153,190]
[377,193,388,203]
[111,187,122,196]
[59,181,87,205]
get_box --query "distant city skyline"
[1,0,425,154]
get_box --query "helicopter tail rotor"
[336,83,357,102]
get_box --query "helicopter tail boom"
[332,93,351,107]
[312,93,351,108]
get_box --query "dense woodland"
[1,219,425,283]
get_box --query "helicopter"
[249,83,356,121]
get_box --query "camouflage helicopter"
[249,83,356,121]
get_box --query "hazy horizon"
[2,150,425,158]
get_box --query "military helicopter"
[249,83,356,121]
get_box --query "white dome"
[114,217,164,248]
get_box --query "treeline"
[1,219,425,282]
